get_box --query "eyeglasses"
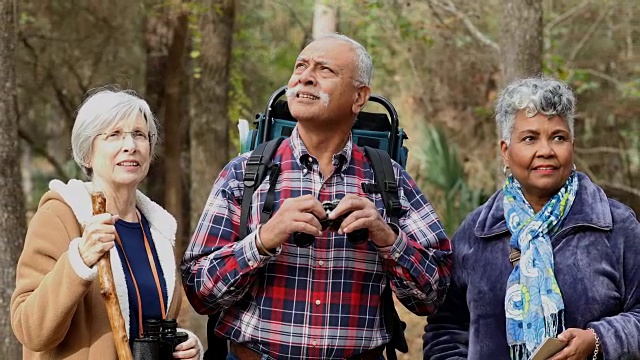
[98,130,152,143]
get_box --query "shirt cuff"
[375,222,407,262]
[68,237,98,281]
[239,228,281,269]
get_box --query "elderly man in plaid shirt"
[182,33,452,360]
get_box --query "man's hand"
[329,194,397,247]
[549,328,597,360]
[259,195,325,250]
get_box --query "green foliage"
[186,1,208,79]
[622,79,640,99]
[225,0,314,153]
[414,125,489,235]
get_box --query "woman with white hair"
[11,89,202,359]
[423,76,640,360]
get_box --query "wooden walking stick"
[91,192,133,360]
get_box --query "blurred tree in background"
[0,0,25,356]
[2,0,638,356]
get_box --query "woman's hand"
[173,333,200,359]
[79,213,119,267]
[549,328,597,360]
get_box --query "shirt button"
[312,340,317,347]
[393,253,400,260]
[318,260,324,266]
[315,300,321,306]
[248,260,255,267]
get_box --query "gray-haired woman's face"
[500,111,574,203]
[87,114,151,190]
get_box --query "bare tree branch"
[577,68,625,89]
[270,1,311,51]
[18,128,70,182]
[598,181,640,199]
[47,72,76,123]
[21,33,77,123]
[569,4,613,63]
[425,0,449,29]
[545,0,592,34]
[576,156,640,199]
[86,32,112,88]
[274,0,312,37]
[18,32,95,43]
[67,64,89,95]
[575,146,630,155]
[426,0,499,51]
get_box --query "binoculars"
[131,319,188,360]
[292,200,369,247]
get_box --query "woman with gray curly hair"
[424,76,640,360]
[11,88,203,359]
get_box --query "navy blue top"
[114,212,168,340]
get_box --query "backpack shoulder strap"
[362,146,402,225]
[361,146,408,359]
[239,137,285,239]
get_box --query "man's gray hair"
[71,88,158,178]
[315,33,373,87]
[495,76,576,144]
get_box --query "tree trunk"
[182,0,235,344]
[144,1,190,256]
[499,0,543,86]
[0,0,26,357]
[312,1,338,39]
[190,0,235,229]
[144,1,172,204]
[163,7,189,256]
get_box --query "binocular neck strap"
[114,211,167,338]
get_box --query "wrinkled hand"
[173,333,199,359]
[329,194,397,247]
[549,328,597,360]
[260,195,325,250]
[79,213,119,267]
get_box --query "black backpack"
[204,87,409,360]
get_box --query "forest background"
[0,0,638,358]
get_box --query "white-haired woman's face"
[501,111,574,204]
[88,114,151,190]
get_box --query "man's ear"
[352,85,371,114]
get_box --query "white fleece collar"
[50,179,178,340]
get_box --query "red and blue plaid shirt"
[182,127,452,359]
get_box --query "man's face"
[286,38,366,125]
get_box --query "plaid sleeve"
[376,164,452,316]
[181,157,270,314]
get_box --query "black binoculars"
[131,319,188,360]
[292,200,369,247]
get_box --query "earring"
[572,163,576,171]
[502,165,511,177]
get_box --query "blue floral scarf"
[503,172,578,360]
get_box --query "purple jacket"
[423,172,640,360]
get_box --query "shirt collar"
[290,125,352,174]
